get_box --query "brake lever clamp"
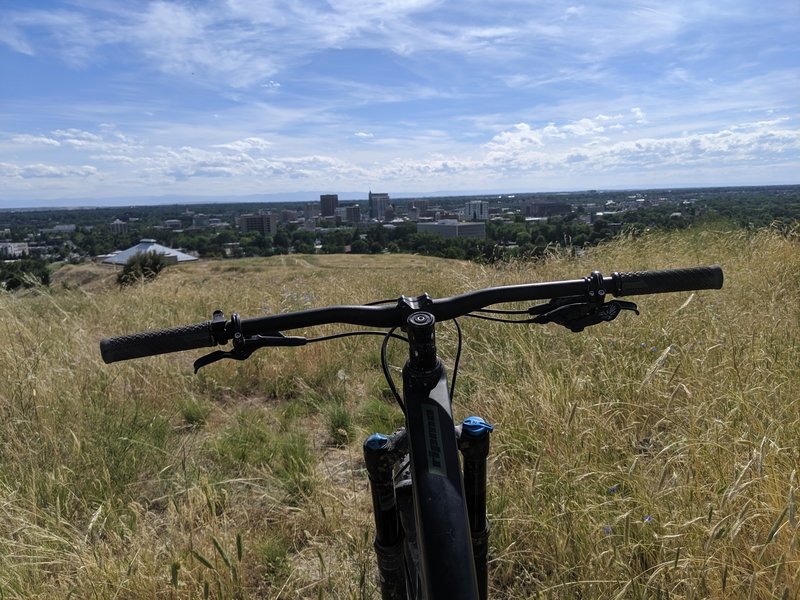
[194,312,249,372]
[585,270,607,305]
[209,309,229,345]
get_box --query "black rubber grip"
[100,321,215,364]
[613,265,723,297]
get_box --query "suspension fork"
[365,419,493,600]
[364,429,408,600]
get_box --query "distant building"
[280,209,299,223]
[239,213,278,236]
[304,202,320,220]
[110,219,128,234]
[369,192,390,220]
[320,194,339,217]
[335,204,361,224]
[101,239,198,265]
[164,219,183,230]
[40,224,77,234]
[347,205,362,223]
[192,214,210,228]
[0,242,29,257]
[524,202,571,218]
[417,220,486,240]
[465,200,489,221]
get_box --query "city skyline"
[1,0,799,208]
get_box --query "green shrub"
[327,404,354,446]
[117,250,167,286]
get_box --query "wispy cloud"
[11,134,61,146]
[1,161,97,179]
[212,137,273,152]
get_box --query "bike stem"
[403,312,479,600]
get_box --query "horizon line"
[2,182,799,212]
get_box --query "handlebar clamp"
[398,293,434,326]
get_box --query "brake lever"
[194,349,245,372]
[193,332,308,372]
[531,300,639,332]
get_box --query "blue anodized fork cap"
[462,416,494,438]
[365,433,390,450]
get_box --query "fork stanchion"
[459,416,494,600]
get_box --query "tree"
[350,239,370,253]
[515,230,531,245]
[273,231,290,251]
[0,258,50,291]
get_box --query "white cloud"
[481,117,800,175]
[12,134,61,146]
[212,137,273,152]
[564,6,584,19]
[485,123,544,152]
[562,118,606,137]
[485,113,635,152]
[0,161,97,179]
[4,109,797,199]
[631,107,648,125]
[53,129,103,143]
[45,128,142,153]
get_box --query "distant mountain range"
[2,190,483,210]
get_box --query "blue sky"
[1,0,798,207]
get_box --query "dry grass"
[0,226,798,599]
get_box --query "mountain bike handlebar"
[99,265,723,365]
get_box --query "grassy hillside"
[1,226,798,599]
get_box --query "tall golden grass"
[0,225,797,599]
